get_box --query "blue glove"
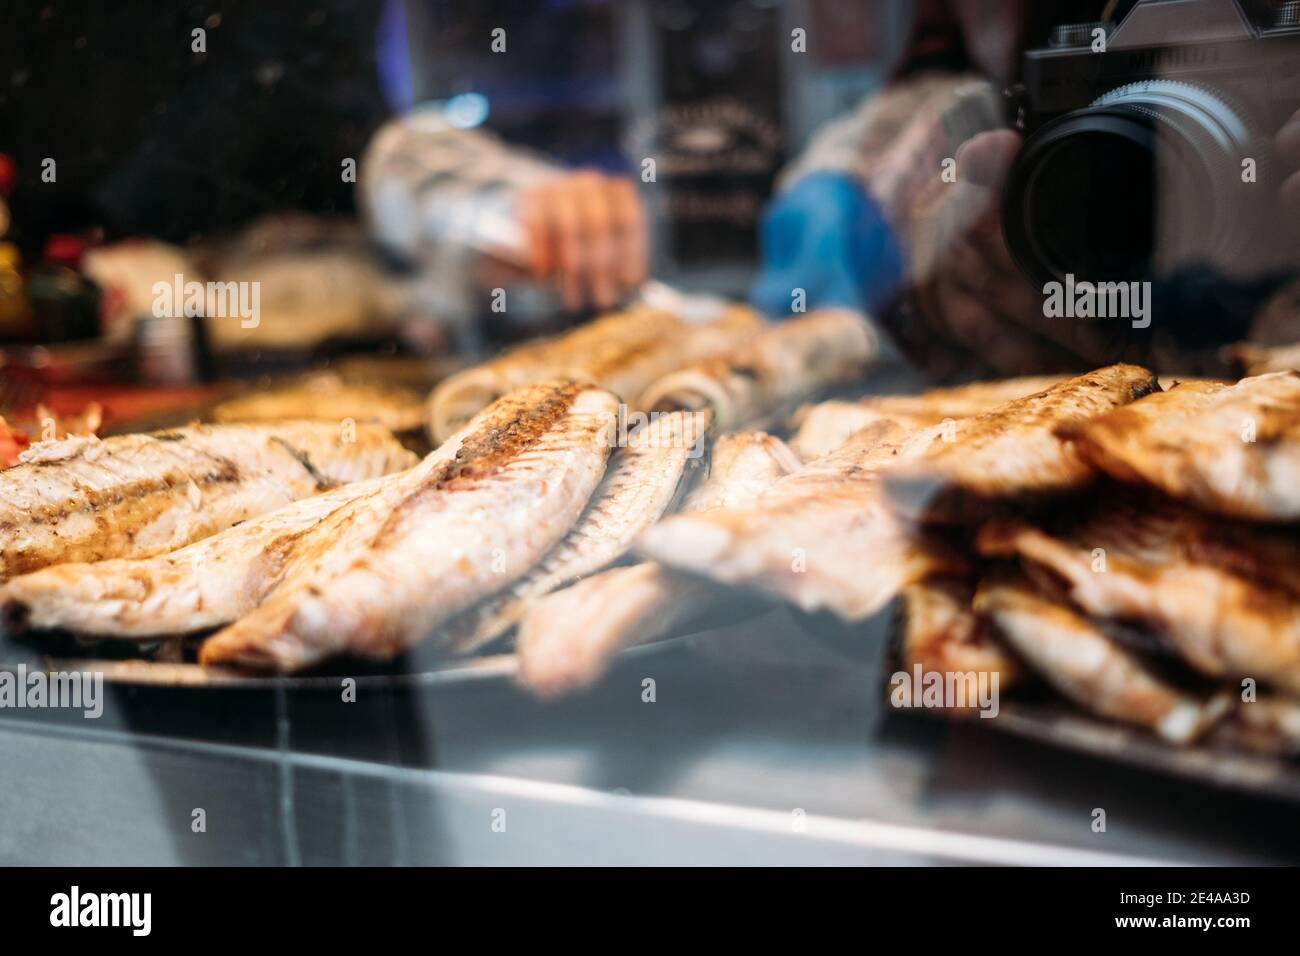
[750,170,905,318]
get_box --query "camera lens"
[1003,80,1264,285]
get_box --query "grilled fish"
[0,421,416,581]
[636,419,962,620]
[787,374,1069,461]
[874,375,1071,419]
[788,402,937,462]
[974,575,1230,744]
[198,381,619,671]
[1068,371,1300,520]
[883,364,1158,523]
[977,492,1300,695]
[636,309,876,430]
[435,409,709,654]
[516,562,717,699]
[896,578,1021,712]
[426,305,761,443]
[0,474,392,636]
[517,430,800,697]
[0,415,487,637]
[213,372,426,434]
[676,430,804,511]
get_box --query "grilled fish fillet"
[974,575,1230,744]
[788,402,938,462]
[896,578,1021,712]
[1068,371,1300,520]
[199,381,619,671]
[517,430,800,697]
[788,374,1069,461]
[426,304,761,443]
[977,492,1300,695]
[0,474,393,636]
[636,419,962,620]
[636,309,876,430]
[0,414,489,637]
[516,562,717,698]
[678,430,804,511]
[0,421,416,581]
[874,376,1071,419]
[213,372,426,433]
[884,364,1159,523]
[434,410,710,654]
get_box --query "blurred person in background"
[752,0,1300,378]
[371,0,1297,379]
[362,109,647,327]
[361,0,648,349]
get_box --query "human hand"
[1275,107,1300,240]
[518,171,647,311]
[918,129,1121,376]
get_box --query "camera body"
[1004,0,1300,285]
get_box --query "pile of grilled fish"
[664,364,1300,756]
[0,307,874,674]
[4,297,1299,761]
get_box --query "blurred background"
[0,1,910,299]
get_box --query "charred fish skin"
[0,421,416,581]
[425,305,762,443]
[1069,371,1300,520]
[516,430,801,697]
[974,575,1230,744]
[883,364,1159,524]
[200,381,620,672]
[435,409,710,655]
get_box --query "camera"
[1002,0,1300,286]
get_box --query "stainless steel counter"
[2,608,1296,865]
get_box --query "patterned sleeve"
[777,72,1006,284]
[359,110,559,267]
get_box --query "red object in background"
[0,415,31,467]
[41,382,224,430]
[44,233,88,267]
[0,154,16,196]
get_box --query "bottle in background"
[27,234,101,343]
[0,243,30,341]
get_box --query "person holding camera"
[752,0,1300,378]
